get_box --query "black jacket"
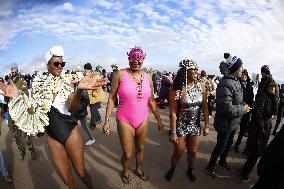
[214,74,245,132]
[71,90,90,120]
[241,80,254,107]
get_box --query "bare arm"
[68,91,81,113]
[102,70,122,135]
[201,82,210,135]
[169,88,178,133]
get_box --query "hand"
[0,81,19,98]
[203,127,210,136]
[78,76,109,90]
[169,134,178,144]
[157,120,164,131]
[243,104,252,113]
[103,122,110,135]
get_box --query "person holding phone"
[164,59,210,182]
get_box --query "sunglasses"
[53,61,66,68]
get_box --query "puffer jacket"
[214,74,245,132]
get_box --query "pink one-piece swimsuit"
[116,70,152,129]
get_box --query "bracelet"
[105,117,110,122]
[170,130,176,135]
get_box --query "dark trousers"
[89,102,102,128]
[242,149,259,177]
[207,129,236,169]
[242,119,272,177]
[235,113,251,146]
[208,94,215,116]
[273,106,284,133]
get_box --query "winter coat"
[246,90,277,156]
[214,74,245,132]
[241,80,254,106]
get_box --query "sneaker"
[164,168,175,181]
[85,139,96,146]
[206,168,216,179]
[234,145,240,153]
[31,151,37,160]
[187,169,196,182]
[218,160,230,171]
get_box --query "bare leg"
[65,126,94,189]
[164,136,186,181]
[117,120,135,177]
[134,120,149,173]
[47,135,76,189]
[186,136,200,168]
[170,137,187,169]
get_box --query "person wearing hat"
[0,46,108,189]
[206,53,252,179]
[7,65,37,160]
[241,65,278,182]
[84,63,104,130]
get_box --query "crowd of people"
[0,46,283,189]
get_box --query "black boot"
[187,168,196,182]
[205,166,216,179]
[164,168,175,181]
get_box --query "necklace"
[130,70,142,82]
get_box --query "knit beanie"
[224,53,243,73]
[261,65,270,75]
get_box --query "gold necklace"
[130,70,142,81]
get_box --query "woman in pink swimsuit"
[103,47,164,184]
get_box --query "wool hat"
[224,53,243,73]
[261,65,270,75]
[84,63,92,71]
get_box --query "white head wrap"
[45,45,65,64]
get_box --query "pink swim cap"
[127,46,146,62]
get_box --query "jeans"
[0,150,9,177]
[89,102,102,128]
[79,118,94,141]
[207,129,236,169]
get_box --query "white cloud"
[0,0,284,81]
[63,2,74,12]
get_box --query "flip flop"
[121,172,131,184]
[135,170,149,181]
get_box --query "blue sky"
[0,0,284,82]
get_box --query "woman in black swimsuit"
[0,46,108,189]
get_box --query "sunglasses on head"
[53,61,66,68]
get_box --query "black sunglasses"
[53,61,66,68]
